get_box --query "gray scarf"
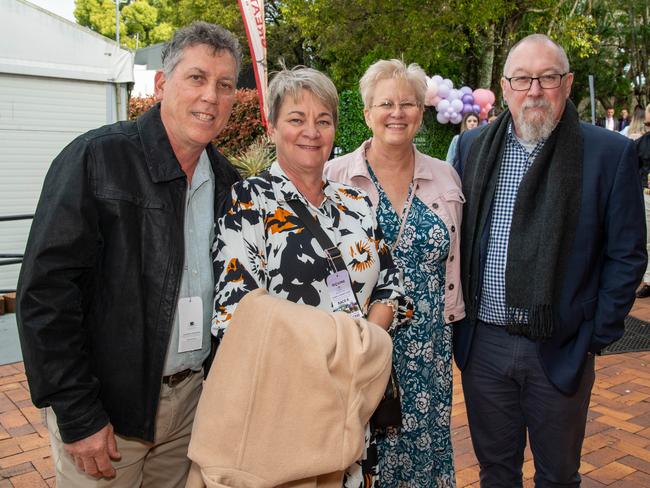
[460,100,583,340]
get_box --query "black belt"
[162,368,198,387]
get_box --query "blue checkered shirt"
[478,124,545,325]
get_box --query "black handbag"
[286,198,402,430]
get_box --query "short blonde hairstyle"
[359,59,427,108]
[267,66,339,126]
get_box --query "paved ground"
[1,301,649,487]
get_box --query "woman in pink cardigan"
[325,59,465,488]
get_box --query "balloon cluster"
[424,75,496,125]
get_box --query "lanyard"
[391,182,417,254]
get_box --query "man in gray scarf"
[453,34,646,487]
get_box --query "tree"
[74,0,175,48]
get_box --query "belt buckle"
[165,369,192,388]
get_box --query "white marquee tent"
[0,0,134,292]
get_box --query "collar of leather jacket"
[137,103,188,183]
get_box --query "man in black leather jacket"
[16,22,242,487]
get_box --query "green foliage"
[74,0,175,48]
[82,0,649,114]
[420,110,457,160]
[335,90,371,154]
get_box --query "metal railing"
[0,214,34,294]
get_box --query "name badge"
[178,297,203,353]
[326,270,362,318]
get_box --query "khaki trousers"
[47,371,203,487]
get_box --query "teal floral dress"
[368,166,455,487]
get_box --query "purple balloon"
[437,84,450,99]
[462,93,474,104]
[436,111,450,124]
[472,103,481,113]
[463,103,474,114]
[451,113,463,124]
[460,86,473,95]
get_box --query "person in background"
[453,34,645,487]
[634,104,650,298]
[597,106,620,130]
[446,112,480,163]
[488,107,502,123]
[619,107,630,130]
[623,106,648,140]
[16,22,242,487]
[212,65,411,487]
[326,58,464,487]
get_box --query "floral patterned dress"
[368,166,455,488]
[212,162,413,486]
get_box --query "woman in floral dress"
[212,66,411,487]
[326,59,465,487]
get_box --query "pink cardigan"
[325,140,465,324]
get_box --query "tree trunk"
[478,24,496,88]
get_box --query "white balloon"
[432,75,444,84]
[451,113,463,124]
[436,99,450,112]
[451,99,464,112]
[436,111,449,124]
[443,78,454,89]
[437,84,450,98]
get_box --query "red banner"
[238,0,267,126]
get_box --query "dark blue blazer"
[452,121,647,395]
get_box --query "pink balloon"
[473,88,496,107]
[425,85,439,106]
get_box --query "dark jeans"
[461,322,595,488]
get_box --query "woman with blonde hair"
[446,112,480,163]
[326,59,464,487]
[625,106,647,140]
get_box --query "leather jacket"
[16,104,241,443]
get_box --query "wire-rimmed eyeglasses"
[370,100,421,112]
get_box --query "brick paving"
[1,301,649,487]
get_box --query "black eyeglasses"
[504,73,569,91]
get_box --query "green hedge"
[335,90,371,154]
[335,89,457,160]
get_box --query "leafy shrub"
[128,89,266,157]
[419,109,457,160]
[214,89,266,157]
[335,90,371,154]
[129,95,156,119]
[334,90,456,160]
